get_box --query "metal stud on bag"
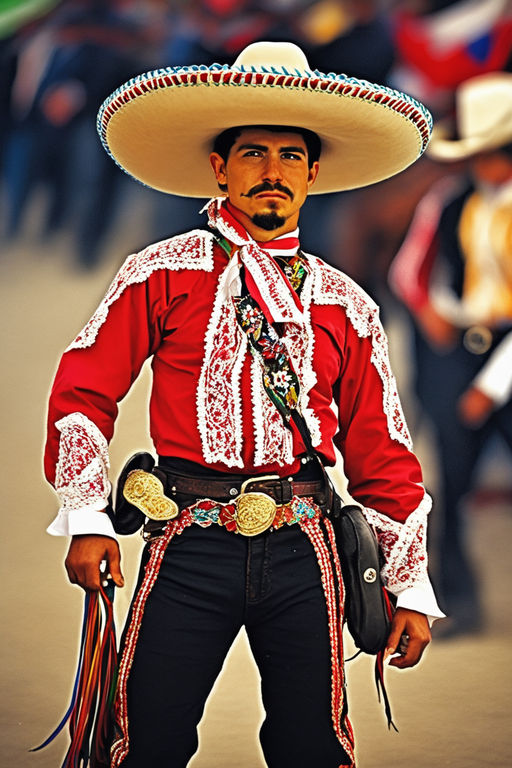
[363,567,377,583]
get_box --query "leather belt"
[155,468,327,506]
[121,466,328,537]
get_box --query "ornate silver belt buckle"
[235,475,279,536]
[123,469,179,521]
[463,325,492,355]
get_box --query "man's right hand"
[65,534,124,591]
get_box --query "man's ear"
[209,152,227,186]
[307,161,320,189]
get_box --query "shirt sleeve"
[44,262,168,535]
[333,308,444,617]
[472,331,512,406]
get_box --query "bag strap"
[211,229,337,506]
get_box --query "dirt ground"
[1,217,511,767]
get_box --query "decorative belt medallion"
[123,470,179,521]
[235,475,279,536]
[235,493,277,536]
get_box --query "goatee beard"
[251,211,286,231]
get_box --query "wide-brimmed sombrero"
[428,72,512,162]
[97,41,432,197]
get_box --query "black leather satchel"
[329,493,392,654]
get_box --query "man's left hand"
[457,386,494,428]
[384,607,431,669]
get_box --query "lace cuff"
[362,492,433,595]
[54,412,111,514]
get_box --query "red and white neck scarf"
[206,196,304,324]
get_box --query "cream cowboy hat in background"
[428,71,512,162]
[97,40,432,197]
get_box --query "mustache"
[241,181,294,200]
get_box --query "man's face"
[470,148,512,188]
[209,128,319,238]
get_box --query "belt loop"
[279,477,293,505]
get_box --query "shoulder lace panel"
[68,230,215,351]
[309,255,412,449]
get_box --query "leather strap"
[154,467,327,506]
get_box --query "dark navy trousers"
[119,523,351,767]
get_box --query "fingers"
[65,535,124,592]
[384,608,431,670]
[106,539,125,588]
[383,613,407,662]
[388,631,429,669]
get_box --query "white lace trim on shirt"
[67,231,215,351]
[196,248,322,467]
[310,255,412,449]
[196,272,247,467]
[54,412,111,512]
[362,492,432,593]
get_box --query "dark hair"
[212,125,322,168]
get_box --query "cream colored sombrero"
[97,41,432,197]
[428,72,512,162]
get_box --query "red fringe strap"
[300,517,355,765]
[110,516,192,767]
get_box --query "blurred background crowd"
[1,0,510,271]
[1,0,511,640]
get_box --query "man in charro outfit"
[44,42,443,767]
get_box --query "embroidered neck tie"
[206,196,305,325]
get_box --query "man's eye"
[243,150,262,157]
[282,152,301,161]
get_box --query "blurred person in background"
[325,0,512,308]
[44,40,443,767]
[389,72,512,637]
[1,0,155,267]
[391,0,512,114]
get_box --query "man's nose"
[262,153,283,182]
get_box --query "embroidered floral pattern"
[251,357,295,466]
[234,293,301,417]
[68,230,214,351]
[54,412,111,511]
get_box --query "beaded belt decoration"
[123,467,323,537]
[179,494,321,536]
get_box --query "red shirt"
[45,231,424,524]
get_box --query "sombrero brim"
[427,121,512,161]
[97,64,432,196]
